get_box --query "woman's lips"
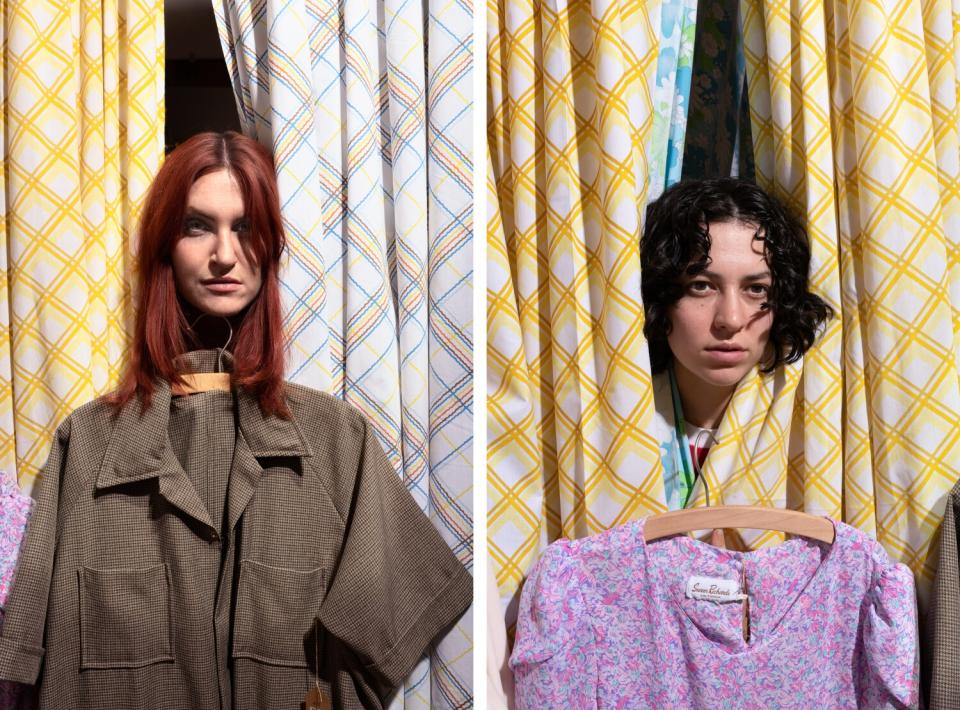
[203,280,241,294]
[704,347,747,364]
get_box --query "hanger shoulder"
[643,505,835,544]
[171,372,232,396]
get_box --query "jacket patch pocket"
[79,564,174,669]
[233,559,325,667]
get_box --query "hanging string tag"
[305,623,331,710]
[305,686,331,710]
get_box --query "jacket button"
[205,529,219,543]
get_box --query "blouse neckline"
[638,516,840,657]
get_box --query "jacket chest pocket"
[78,564,174,669]
[232,559,326,667]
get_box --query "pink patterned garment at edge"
[0,476,32,606]
[0,474,33,710]
[511,518,919,709]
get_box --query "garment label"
[685,575,745,603]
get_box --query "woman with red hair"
[114,130,288,415]
[0,132,472,710]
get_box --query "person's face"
[667,220,774,396]
[171,169,262,318]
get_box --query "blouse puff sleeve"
[858,561,921,709]
[0,471,34,710]
[510,540,598,710]
[0,473,33,609]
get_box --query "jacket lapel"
[96,377,214,530]
[96,350,312,535]
[227,385,312,531]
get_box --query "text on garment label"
[685,575,747,603]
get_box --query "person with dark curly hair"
[640,177,833,509]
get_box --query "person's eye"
[233,220,250,235]
[686,280,712,295]
[746,283,770,299]
[183,218,209,236]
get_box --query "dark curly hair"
[640,178,833,374]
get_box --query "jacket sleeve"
[317,413,472,703]
[0,421,70,684]
[927,492,960,709]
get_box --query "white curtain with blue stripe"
[212,0,474,706]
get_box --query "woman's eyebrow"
[184,208,247,223]
[698,269,772,281]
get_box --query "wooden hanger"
[171,372,232,396]
[643,505,835,544]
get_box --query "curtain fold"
[7,0,164,493]
[213,1,474,706]
[647,0,697,198]
[487,0,669,604]
[681,0,752,179]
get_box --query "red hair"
[111,131,288,416]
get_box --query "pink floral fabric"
[1,475,33,710]
[511,518,919,709]
[0,476,32,608]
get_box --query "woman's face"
[171,169,263,318]
[667,220,774,398]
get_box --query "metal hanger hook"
[186,313,234,373]
[217,317,233,373]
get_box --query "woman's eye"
[233,221,250,235]
[746,283,770,298]
[184,219,208,235]
[686,280,712,294]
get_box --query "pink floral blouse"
[0,475,32,608]
[1,474,33,710]
[511,518,919,709]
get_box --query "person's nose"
[211,229,238,271]
[713,292,746,335]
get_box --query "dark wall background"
[165,0,241,152]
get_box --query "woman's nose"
[212,231,238,267]
[713,294,745,333]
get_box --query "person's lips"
[704,344,747,364]
[202,278,242,294]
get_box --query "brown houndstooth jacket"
[927,479,960,710]
[0,351,471,709]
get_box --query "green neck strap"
[668,362,697,508]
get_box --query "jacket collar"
[96,350,312,492]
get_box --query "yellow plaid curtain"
[489,0,960,614]
[487,0,665,602]
[4,0,164,493]
[740,0,960,605]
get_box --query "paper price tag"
[305,686,332,710]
